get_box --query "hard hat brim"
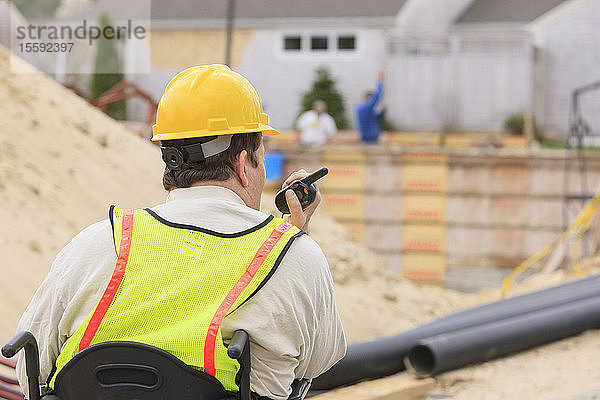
[151,123,279,142]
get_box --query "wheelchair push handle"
[2,331,41,400]
[227,330,249,360]
[2,331,40,376]
[226,330,251,400]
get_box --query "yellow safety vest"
[50,206,303,392]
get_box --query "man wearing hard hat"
[16,65,346,399]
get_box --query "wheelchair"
[2,331,311,400]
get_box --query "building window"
[281,33,358,54]
[311,36,328,51]
[284,36,302,51]
[337,35,356,50]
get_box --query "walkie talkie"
[275,167,329,214]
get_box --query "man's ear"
[234,150,249,187]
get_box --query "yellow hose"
[501,192,600,297]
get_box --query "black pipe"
[312,274,600,390]
[406,294,600,377]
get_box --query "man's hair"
[161,132,261,190]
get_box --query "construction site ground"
[1,46,599,399]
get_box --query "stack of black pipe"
[312,274,600,390]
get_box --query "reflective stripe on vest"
[79,208,134,351]
[204,219,293,376]
[50,206,303,392]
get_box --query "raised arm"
[365,70,385,109]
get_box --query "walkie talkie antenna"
[301,167,328,185]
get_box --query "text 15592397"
[18,42,74,53]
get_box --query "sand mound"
[0,46,165,341]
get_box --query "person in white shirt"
[296,100,337,147]
[16,65,346,400]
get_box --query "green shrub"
[380,115,396,132]
[504,113,545,142]
[299,67,349,129]
[504,114,526,135]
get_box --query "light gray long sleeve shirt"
[16,186,346,399]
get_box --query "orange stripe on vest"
[79,209,134,351]
[203,220,293,376]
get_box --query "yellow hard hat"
[152,64,279,141]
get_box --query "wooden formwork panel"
[320,164,366,191]
[403,194,447,222]
[446,226,489,256]
[447,165,491,194]
[488,197,530,225]
[531,167,564,196]
[363,223,403,252]
[446,195,490,224]
[403,163,448,192]
[364,194,404,223]
[364,164,403,193]
[402,253,446,282]
[489,165,532,195]
[323,192,365,220]
[402,223,447,252]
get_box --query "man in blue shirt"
[355,70,385,144]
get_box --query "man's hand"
[377,69,385,82]
[282,169,322,232]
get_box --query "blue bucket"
[264,152,284,183]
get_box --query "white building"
[386,0,600,138]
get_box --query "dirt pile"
[0,46,165,341]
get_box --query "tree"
[91,13,127,120]
[300,67,349,129]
